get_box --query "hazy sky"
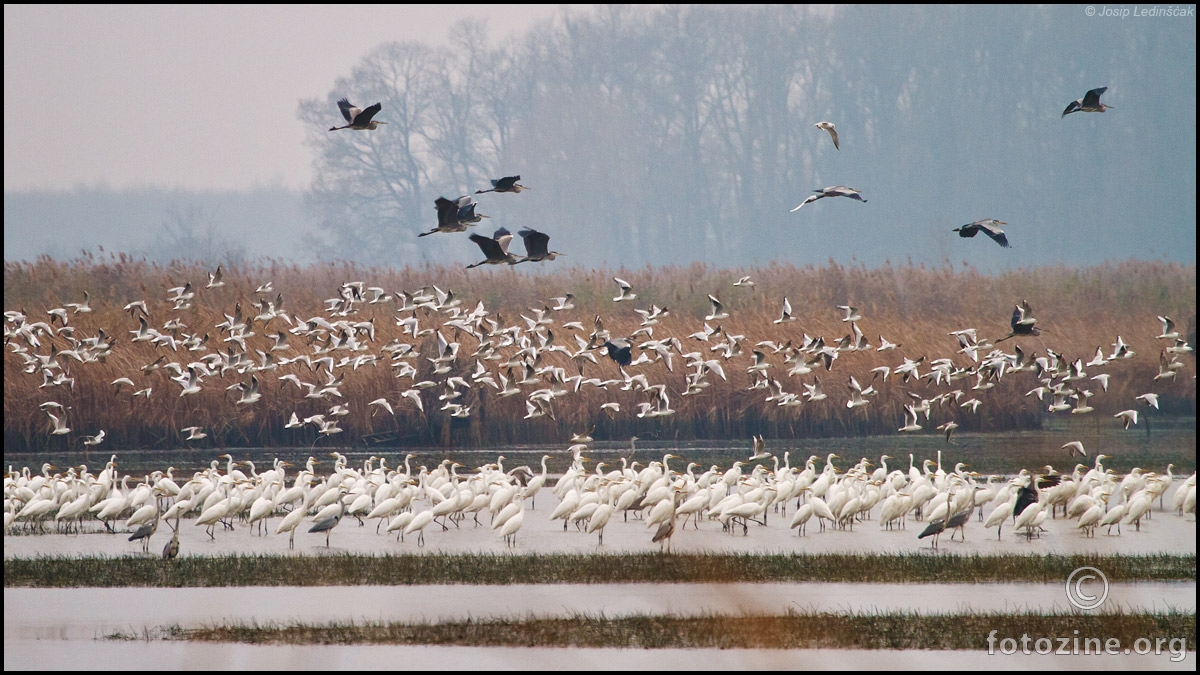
[3,5,581,192]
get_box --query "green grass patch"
[104,609,1196,650]
[7,551,1195,588]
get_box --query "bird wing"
[336,98,358,123]
[832,186,865,201]
[434,197,461,228]
[519,229,549,257]
[469,233,502,259]
[494,228,514,254]
[353,102,382,125]
[1083,87,1107,108]
[1009,304,1023,331]
[975,221,1010,248]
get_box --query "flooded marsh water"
[5,424,1195,670]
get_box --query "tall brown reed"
[4,254,1194,450]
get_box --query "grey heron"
[420,196,485,237]
[995,300,1044,343]
[517,228,564,262]
[466,228,522,268]
[790,186,867,212]
[329,98,386,130]
[476,175,529,194]
[954,219,1010,248]
[1062,87,1112,117]
[308,490,349,547]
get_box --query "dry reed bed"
[4,255,1195,449]
[5,552,1194,588]
[106,611,1197,651]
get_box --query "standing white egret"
[523,455,552,509]
[499,502,526,548]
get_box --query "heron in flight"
[1062,87,1112,117]
[995,300,1044,343]
[790,186,867,212]
[814,121,840,150]
[601,338,634,367]
[517,228,563,262]
[329,98,386,130]
[954,219,1010,248]
[476,175,529,194]
[466,228,522,268]
[419,196,485,237]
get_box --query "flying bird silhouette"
[954,219,1010,248]
[1062,87,1112,117]
[790,186,867,212]
[475,175,529,194]
[814,121,840,150]
[329,98,386,130]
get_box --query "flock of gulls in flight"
[5,84,1194,555]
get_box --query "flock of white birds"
[3,262,1195,561]
[4,445,1196,558]
[4,264,1191,449]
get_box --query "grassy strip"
[105,610,1196,650]
[7,552,1196,588]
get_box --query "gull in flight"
[1156,315,1179,340]
[706,295,729,321]
[937,421,958,444]
[774,298,796,324]
[1062,441,1087,458]
[206,265,225,288]
[612,277,637,302]
[814,121,840,150]
[898,405,923,432]
[1113,409,1138,430]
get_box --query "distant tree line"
[300,5,1191,269]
